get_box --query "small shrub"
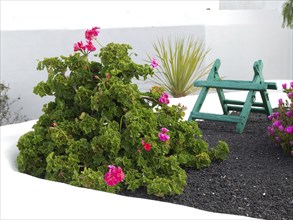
[16,27,229,197]
[0,83,28,125]
[267,82,293,155]
[149,36,212,98]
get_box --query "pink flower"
[104,165,125,186]
[158,133,170,142]
[51,122,57,127]
[151,58,159,68]
[268,115,273,121]
[159,92,170,104]
[273,120,281,127]
[85,40,96,52]
[288,92,293,99]
[286,111,292,117]
[161,127,169,134]
[282,83,287,90]
[141,139,151,151]
[278,125,284,131]
[85,27,100,41]
[272,112,280,119]
[143,143,151,151]
[275,136,281,142]
[267,126,275,136]
[290,81,293,88]
[74,41,86,52]
[285,126,293,134]
[278,98,283,106]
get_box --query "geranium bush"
[267,82,293,155]
[16,27,229,197]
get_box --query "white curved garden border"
[1,82,289,219]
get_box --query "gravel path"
[120,113,293,220]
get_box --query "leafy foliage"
[149,36,212,98]
[17,34,229,196]
[282,0,293,29]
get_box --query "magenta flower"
[267,126,275,136]
[288,92,293,99]
[85,40,96,52]
[85,27,100,41]
[74,41,86,52]
[273,120,281,127]
[268,115,273,121]
[104,165,125,186]
[278,125,284,131]
[158,133,170,142]
[158,127,170,142]
[161,127,169,134]
[151,58,159,68]
[282,83,287,90]
[159,92,170,104]
[286,111,292,117]
[285,126,293,134]
[290,81,293,88]
[272,112,280,119]
[275,136,281,142]
[278,98,283,106]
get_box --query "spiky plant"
[150,36,212,98]
[282,0,293,29]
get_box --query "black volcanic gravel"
[119,113,293,220]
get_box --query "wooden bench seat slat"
[191,112,242,123]
[227,106,267,114]
[194,81,268,91]
[224,99,264,107]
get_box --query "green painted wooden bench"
[188,59,277,133]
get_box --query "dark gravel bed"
[119,113,293,220]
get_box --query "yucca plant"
[149,36,212,98]
[282,0,293,29]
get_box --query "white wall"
[219,0,285,10]
[1,1,292,122]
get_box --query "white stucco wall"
[1,1,292,122]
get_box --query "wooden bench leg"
[236,90,256,133]
[188,87,209,121]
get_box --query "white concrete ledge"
[2,86,290,219]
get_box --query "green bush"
[17,28,229,197]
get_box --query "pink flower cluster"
[282,82,293,99]
[85,27,100,41]
[159,92,170,104]
[151,58,159,68]
[141,140,151,151]
[267,82,293,155]
[74,27,100,54]
[158,127,170,142]
[104,165,125,186]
